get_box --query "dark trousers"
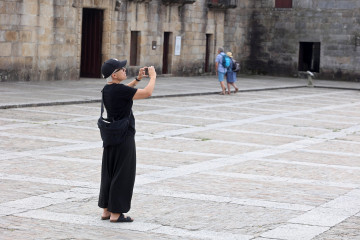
[98,134,136,213]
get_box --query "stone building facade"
[0,0,359,81]
[245,0,360,81]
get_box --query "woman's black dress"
[98,84,137,213]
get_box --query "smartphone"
[144,67,149,76]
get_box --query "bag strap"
[100,89,105,118]
[100,89,104,118]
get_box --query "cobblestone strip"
[261,189,360,239]
[207,171,358,189]
[15,210,253,240]
[0,131,88,144]
[0,142,101,160]
[0,173,313,212]
[0,187,97,217]
[255,158,360,171]
[34,155,173,171]
[302,149,360,157]
[261,224,330,240]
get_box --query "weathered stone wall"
[1,0,358,81]
[242,0,360,81]
[112,0,229,77]
[0,0,233,81]
[0,0,79,81]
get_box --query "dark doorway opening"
[298,42,320,72]
[275,0,292,8]
[130,31,139,66]
[205,34,212,72]
[162,32,170,74]
[80,8,103,78]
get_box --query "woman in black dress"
[98,58,156,223]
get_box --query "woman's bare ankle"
[110,213,120,220]
[102,208,110,217]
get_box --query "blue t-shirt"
[227,58,234,73]
[216,52,227,73]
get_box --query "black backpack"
[232,59,240,72]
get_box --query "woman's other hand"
[137,67,146,80]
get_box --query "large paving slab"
[1,84,360,239]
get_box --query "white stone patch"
[321,189,360,212]
[0,173,98,188]
[0,122,37,130]
[0,196,67,213]
[289,189,360,227]
[56,123,96,130]
[35,155,99,163]
[0,206,30,217]
[170,135,271,148]
[251,238,277,240]
[13,108,90,117]
[0,187,98,217]
[289,207,356,227]
[0,131,88,144]
[35,155,171,171]
[302,149,360,157]
[138,146,229,158]
[0,142,101,160]
[285,115,360,125]
[260,223,329,240]
[136,119,192,128]
[262,189,360,239]
[208,171,358,189]
[257,158,360,171]
[221,128,306,140]
[152,226,253,240]
[0,116,97,131]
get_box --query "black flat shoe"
[110,213,133,223]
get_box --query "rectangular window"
[130,31,139,66]
[275,0,292,8]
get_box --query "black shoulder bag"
[97,90,131,147]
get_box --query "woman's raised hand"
[148,66,156,79]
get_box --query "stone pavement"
[1,74,359,109]
[0,75,360,239]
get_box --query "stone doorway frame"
[73,0,113,78]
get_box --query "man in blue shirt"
[215,47,227,95]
